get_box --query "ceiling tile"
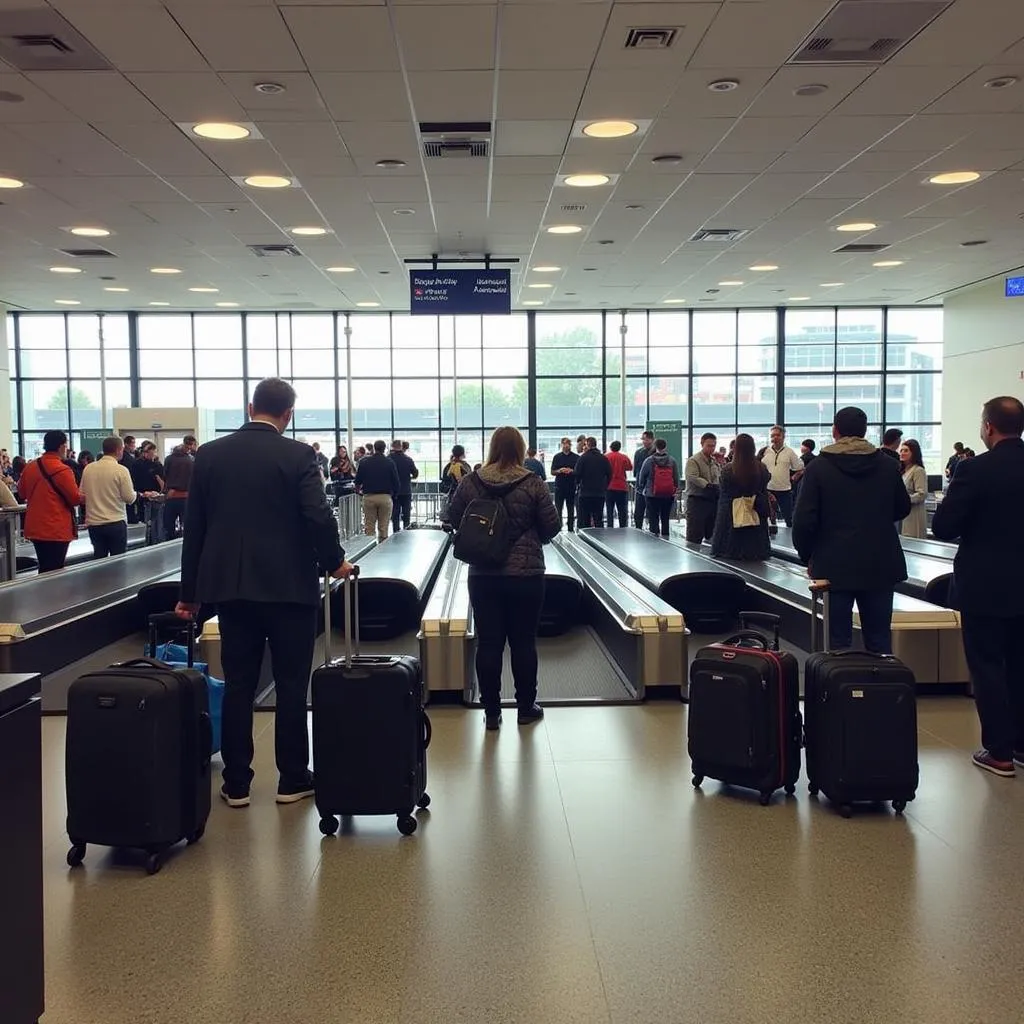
[93,122,222,176]
[499,4,608,70]
[393,6,496,71]
[496,71,588,120]
[281,7,400,72]
[689,1,827,69]
[494,121,572,157]
[337,122,420,159]
[170,6,305,73]
[578,69,686,121]
[715,116,821,153]
[408,71,495,121]
[26,71,162,122]
[313,73,410,122]
[127,73,248,122]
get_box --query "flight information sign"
[409,268,511,315]
[1006,276,1024,296]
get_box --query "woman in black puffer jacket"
[445,426,561,730]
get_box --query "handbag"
[731,495,760,529]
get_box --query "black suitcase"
[688,612,802,805]
[65,614,212,874]
[312,567,431,837]
[804,584,918,818]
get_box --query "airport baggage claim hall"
[1,0,1024,1021]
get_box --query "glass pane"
[649,311,689,349]
[68,380,105,431]
[484,378,527,426]
[648,347,686,375]
[648,376,689,421]
[536,375,602,428]
[536,314,602,352]
[394,378,440,428]
[100,314,130,348]
[140,348,194,376]
[739,309,777,373]
[196,380,245,433]
[607,343,648,376]
[392,315,437,349]
[195,348,243,377]
[454,316,482,349]
[441,430,485,470]
[886,372,941,425]
[104,349,131,376]
[291,314,334,348]
[139,379,195,406]
[837,309,882,369]
[836,374,882,421]
[692,311,736,374]
[104,380,132,424]
[292,347,338,377]
[887,308,943,370]
[350,314,390,349]
[692,375,737,424]
[785,309,835,371]
[21,381,70,430]
[441,379,482,429]
[290,379,337,430]
[393,348,439,377]
[69,347,102,376]
[738,375,777,422]
[784,375,834,427]
[19,315,66,348]
[247,348,279,377]
[193,314,242,350]
[399,430,442,482]
[605,378,646,429]
[67,315,100,349]
[455,346,482,376]
[138,315,193,349]
[349,345,381,377]
[483,347,528,376]
[350,378,392,430]
[246,314,279,349]
[483,314,527,348]
[899,424,942,475]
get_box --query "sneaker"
[276,774,315,804]
[971,750,1015,778]
[517,703,545,725]
[485,710,502,731]
[1013,752,1024,770]
[220,785,250,808]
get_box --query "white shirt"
[80,455,137,527]
[761,444,802,492]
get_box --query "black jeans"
[391,493,412,532]
[646,496,672,536]
[555,489,576,531]
[217,601,317,792]
[960,612,1024,761]
[770,489,793,527]
[828,589,894,654]
[163,497,187,539]
[88,521,128,559]
[578,495,605,529]
[605,490,628,528]
[467,574,545,712]
[633,492,647,529]
[32,540,70,573]
[685,497,715,543]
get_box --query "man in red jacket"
[604,441,633,528]
[17,430,81,572]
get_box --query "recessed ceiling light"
[788,296,810,301]
[375,159,406,169]
[927,170,981,185]
[54,299,80,305]
[718,280,744,286]
[392,209,415,217]
[836,221,877,232]
[749,264,778,272]
[984,75,1018,90]
[528,283,554,289]
[873,259,904,267]
[192,122,250,141]
[625,204,645,211]
[150,267,181,274]
[663,298,687,304]
[243,174,291,189]
[104,286,129,293]
[356,301,381,308]
[215,301,240,308]
[960,240,988,247]
[254,82,286,95]
[522,300,544,306]
[651,154,683,166]
[547,225,583,234]
[564,173,610,187]
[532,265,561,273]
[50,266,82,274]
[794,83,828,97]
[189,286,219,293]
[326,266,357,273]
[0,176,25,189]
[69,226,110,237]
[582,120,638,139]
[289,226,328,235]
[149,301,170,307]
[707,79,740,92]
[820,282,844,287]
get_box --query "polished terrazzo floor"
[40,698,1024,1024]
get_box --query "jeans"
[577,495,605,529]
[960,612,1024,761]
[555,489,576,531]
[88,521,128,559]
[363,493,392,541]
[633,492,647,529]
[217,601,317,792]
[391,493,412,532]
[770,489,793,527]
[685,497,715,543]
[163,497,187,539]
[32,540,69,573]
[605,490,628,528]
[646,496,672,536]
[467,574,545,712]
[827,589,895,654]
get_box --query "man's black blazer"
[180,421,344,607]
[931,437,1024,617]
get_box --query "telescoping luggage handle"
[738,610,782,651]
[323,565,361,667]
[147,611,196,667]
[807,581,831,654]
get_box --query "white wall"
[0,304,11,453]
[942,278,1024,448]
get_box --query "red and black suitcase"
[312,567,431,837]
[688,611,801,805]
[65,615,212,875]
[804,585,918,818]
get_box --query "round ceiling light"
[392,209,415,217]
[820,282,844,287]
[794,83,828,97]
[192,122,250,141]
[54,299,80,305]
[749,264,778,272]
[189,287,219,293]
[873,259,904,267]
[928,170,981,185]
[532,266,561,273]
[836,221,877,232]
[582,120,638,139]
[984,75,1018,90]
[326,266,356,273]
[356,301,380,308]
[289,226,328,235]
[959,240,988,247]
[104,286,129,293]
[522,300,544,306]
[254,82,286,95]
[375,159,407,169]
[215,301,240,308]
[564,173,610,187]
[651,154,683,165]
[788,296,810,301]
[527,283,553,289]
[547,225,584,234]
[718,280,744,286]
[707,79,740,92]
[0,176,25,189]
[243,174,291,189]
[663,298,687,304]
[149,301,170,307]
[69,226,110,237]
[150,267,182,274]
[50,266,82,274]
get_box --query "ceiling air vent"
[420,121,491,160]
[60,247,117,259]
[788,1,952,65]
[833,243,891,254]
[690,228,748,243]
[248,243,302,258]
[624,27,678,50]
[0,10,110,70]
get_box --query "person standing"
[760,425,802,527]
[443,426,560,730]
[355,439,400,542]
[898,439,928,538]
[79,436,140,558]
[176,378,353,807]
[574,436,611,528]
[880,428,903,462]
[684,432,721,543]
[311,442,329,479]
[162,435,196,540]
[792,406,911,653]
[931,397,1024,777]
[524,448,545,479]
[637,438,680,537]
[792,438,817,505]
[441,444,472,497]
[710,433,771,562]
[945,441,965,484]
[119,435,139,523]
[17,430,81,572]
[604,441,632,528]
[388,439,419,533]
[632,430,655,528]
[550,436,579,532]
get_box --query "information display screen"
[409,268,511,315]
[1005,276,1024,296]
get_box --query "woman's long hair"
[901,438,924,474]
[485,426,526,470]
[730,433,761,488]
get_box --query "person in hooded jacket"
[793,406,911,654]
[637,438,680,537]
[444,426,560,731]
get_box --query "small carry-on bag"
[688,611,801,805]
[804,583,918,818]
[312,566,431,837]
[65,613,212,875]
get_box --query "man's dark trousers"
[960,612,1024,761]
[685,498,715,543]
[827,590,895,654]
[578,496,604,528]
[88,521,128,559]
[770,489,794,527]
[633,492,646,529]
[391,493,412,532]
[555,490,576,531]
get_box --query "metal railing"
[0,506,26,582]
[335,492,363,539]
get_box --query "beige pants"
[363,493,393,541]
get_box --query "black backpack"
[452,473,529,568]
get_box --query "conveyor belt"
[539,542,584,635]
[16,524,148,573]
[901,536,956,560]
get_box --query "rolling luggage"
[688,611,801,805]
[804,584,918,818]
[65,614,212,874]
[312,567,431,837]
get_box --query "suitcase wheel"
[838,804,853,819]
[784,784,796,797]
[892,800,907,815]
[808,783,819,797]
[397,815,417,836]
[187,824,205,845]
[145,851,163,876]
[67,843,86,868]
[319,816,339,837]
[416,792,431,810]
[691,775,704,788]
[758,792,772,807]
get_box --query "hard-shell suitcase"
[65,614,212,874]
[312,566,431,837]
[804,584,918,818]
[688,611,802,805]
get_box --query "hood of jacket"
[819,436,885,477]
[477,463,532,491]
[649,453,673,468]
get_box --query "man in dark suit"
[176,378,353,807]
[932,396,1024,778]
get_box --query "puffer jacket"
[444,464,560,576]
